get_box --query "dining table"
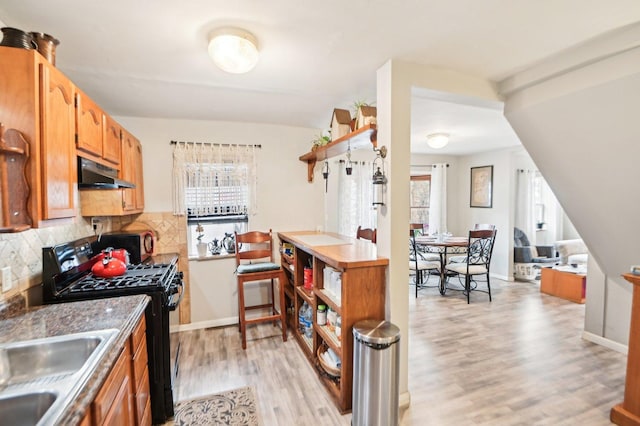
[414,235,469,295]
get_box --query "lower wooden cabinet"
[92,344,134,426]
[87,314,151,426]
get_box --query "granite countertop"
[0,294,149,425]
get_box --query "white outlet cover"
[2,267,11,292]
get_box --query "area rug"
[173,386,261,426]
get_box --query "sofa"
[554,239,588,265]
[514,227,560,280]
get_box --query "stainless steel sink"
[2,335,102,384]
[0,391,58,426]
[0,329,119,425]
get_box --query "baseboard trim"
[582,331,628,354]
[170,317,237,333]
[491,273,511,281]
[399,391,411,409]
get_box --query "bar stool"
[234,229,287,350]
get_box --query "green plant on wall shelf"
[311,132,331,151]
[351,99,375,118]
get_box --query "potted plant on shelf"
[195,223,207,257]
[311,132,331,151]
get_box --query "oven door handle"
[168,279,184,311]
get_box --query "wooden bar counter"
[611,273,640,426]
[277,231,388,413]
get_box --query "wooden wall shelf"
[299,124,377,182]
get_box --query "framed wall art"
[470,165,493,208]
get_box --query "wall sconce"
[372,146,387,207]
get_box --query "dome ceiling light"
[426,133,450,149]
[207,27,259,74]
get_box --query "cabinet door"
[39,63,76,219]
[101,373,133,426]
[92,346,134,426]
[76,89,103,158]
[120,130,136,211]
[134,139,144,210]
[103,114,122,166]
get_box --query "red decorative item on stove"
[91,248,127,278]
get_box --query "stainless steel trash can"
[352,320,400,426]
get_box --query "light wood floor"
[169,278,627,425]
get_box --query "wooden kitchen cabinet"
[76,91,121,168]
[121,129,144,212]
[103,114,123,166]
[92,343,134,426]
[76,89,105,161]
[130,315,151,425]
[90,313,149,426]
[0,47,76,224]
[79,130,144,216]
[278,231,387,413]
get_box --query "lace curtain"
[337,160,376,237]
[172,142,257,216]
[429,164,448,235]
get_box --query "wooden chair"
[234,229,287,350]
[356,226,377,243]
[444,229,497,303]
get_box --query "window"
[172,142,257,256]
[410,175,430,224]
[337,161,376,237]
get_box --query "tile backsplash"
[0,218,99,303]
[0,212,188,311]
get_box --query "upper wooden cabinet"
[76,89,121,168]
[0,47,76,224]
[103,114,123,166]
[79,130,144,217]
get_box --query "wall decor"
[470,165,493,208]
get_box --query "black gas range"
[41,235,183,424]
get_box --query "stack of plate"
[0,27,35,49]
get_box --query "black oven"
[41,236,183,424]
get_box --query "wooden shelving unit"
[299,124,377,182]
[278,231,387,413]
[611,273,640,426]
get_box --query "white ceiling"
[1,1,639,154]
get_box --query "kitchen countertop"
[0,294,149,425]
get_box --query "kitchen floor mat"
[171,386,261,426]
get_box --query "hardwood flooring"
[168,278,627,425]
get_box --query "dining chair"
[409,229,440,297]
[356,226,377,243]
[234,229,287,349]
[449,224,496,263]
[444,229,497,303]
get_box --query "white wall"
[114,117,324,327]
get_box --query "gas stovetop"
[69,263,172,293]
[42,236,181,302]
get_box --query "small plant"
[351,99,375,117]
[311,132,331,150]
[195,223,205,242]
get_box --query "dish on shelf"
[317,345,341,377]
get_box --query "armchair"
[514,227,559,280]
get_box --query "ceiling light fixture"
[207,27,259,74]
[426,133,450,149]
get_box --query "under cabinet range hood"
[77,157,135,189]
